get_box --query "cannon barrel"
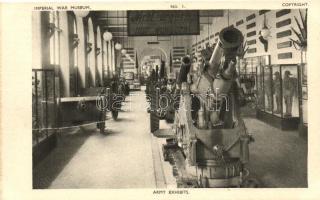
[208,27,243,77]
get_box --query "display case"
[256,63,300,130]
[32,69,58,165]
[299,63,308,138]
[264,66,272,113]
[238,57,259,101]
[256,59,264,110]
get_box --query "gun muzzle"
[209,27,244,76]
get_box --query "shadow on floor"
[113,118,135,123]
[100,128,121,136]
[32,128,94,189]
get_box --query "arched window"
[49,11,60,66]
[73,18,78,67]
[86,17,96,87]
[96,26,103,86]
[68,13,79,96]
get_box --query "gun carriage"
[57,85,123,134]
[153,27,257,188]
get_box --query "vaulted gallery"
[32,9,308,188]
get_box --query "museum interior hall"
[32,9,308,189]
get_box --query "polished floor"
[33,89,307,188]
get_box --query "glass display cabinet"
[238,57,259,102]
[299,62,308,138]
[256,63,301,130]
[32,69,58,165]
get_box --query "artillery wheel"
[111,110,118,120]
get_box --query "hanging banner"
[127,10,200,36]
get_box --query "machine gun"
[156,27,257,187]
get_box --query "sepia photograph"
[2,1,320,200]
[31,8,308,189]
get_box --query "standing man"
[264,71,272,112]
[273,71,281,114]
[283,70,297,117]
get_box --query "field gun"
[157,27,257,187]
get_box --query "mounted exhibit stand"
[151,27,258,188]
[255,63,302,131]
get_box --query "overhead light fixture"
[115,43,122,50]
[121,49,127,54]
[260,14,271,39]
[258,14,271,52]
[74,11,89,18]
[103,31,113,41]
[102,12,112,42]
[114,11,122,51]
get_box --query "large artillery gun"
[154,27,257,187]
[58,85,123,134]
[57,75,125,134]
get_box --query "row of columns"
[32,11,117,97]
[81,16,116,91]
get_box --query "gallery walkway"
[33,89,307,188]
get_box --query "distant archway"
[139,47,168,70]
